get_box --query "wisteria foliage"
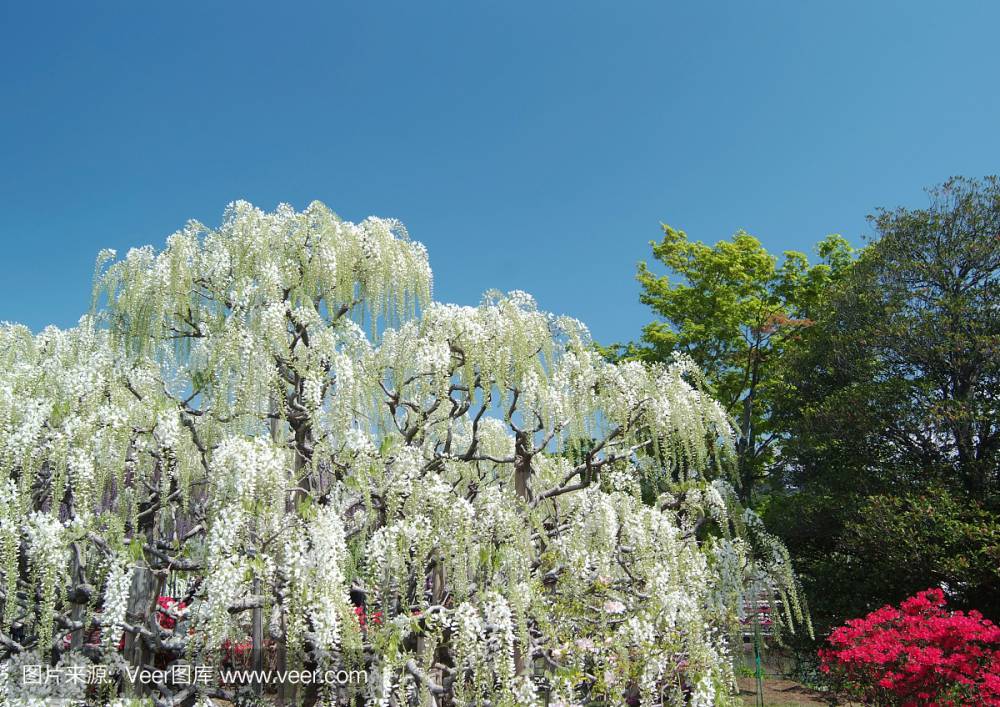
[0,201,805,706]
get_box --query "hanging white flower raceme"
[66,448,96,508]
[300,504,350,652]
[101,555,132,651]
[24,513,66,656]
[210,437,286,508]
[192,505,248,649]
[0,480,20,632]
[153,410,180,450]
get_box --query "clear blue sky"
[2,1,998,345]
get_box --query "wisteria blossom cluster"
[0,201,805,706]
[820,588,1000,706]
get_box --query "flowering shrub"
[819,588,1000,705]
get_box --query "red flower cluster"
[155,595,186,630]
[220,638,254,667]
[353,605,383,628]
[819,588,1000,706]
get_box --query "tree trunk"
[251,575,264,697]
[122,561,164,697]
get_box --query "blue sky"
[1,1,998,345]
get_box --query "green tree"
[613,226,854,504]
[770,176,1000,629]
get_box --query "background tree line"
[610,176,1000,641]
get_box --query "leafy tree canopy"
[610,225,855,503]
[770,176,1000,630]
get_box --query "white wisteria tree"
[0,202,805,706]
